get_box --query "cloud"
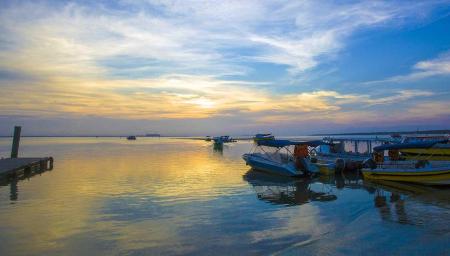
[365,51,450,84]
[0,69,435,123]
[0,0,445,80]
[0,1,448,135]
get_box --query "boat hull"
[243,154,302,177]
[316,153,367,171]
[362,167,450,185]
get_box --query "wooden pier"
[1,126,54,178]
[0,157,53,177]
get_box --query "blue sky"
[0,0,449,136]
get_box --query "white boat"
[242,139,322,177]
[314,137,391,172]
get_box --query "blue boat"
[212,135,236,146]
[242,139,323,177]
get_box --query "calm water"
[0,137,449,255]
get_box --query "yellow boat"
[362,141,450,185]
[397,135,450,156]
[400,144,450,156]
[362,163,450,185]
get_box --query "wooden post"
[11,126,21,158]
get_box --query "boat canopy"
[255,133,272,136]
[373,139,448,152]
[256,139,325,148]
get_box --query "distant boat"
[253,133,275,142]
[127,136,137,140]
[205,136,212,141]
[145,133,160,137]
[242,139,322,177]
[212,135,236,144]
[362,141,450,185]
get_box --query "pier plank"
[0,158,53,176]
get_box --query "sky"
[0,0,449,136]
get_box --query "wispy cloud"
[0,1,448,134]
[0,0,445,79]
[0,69,435,122]
[365,51,450,84]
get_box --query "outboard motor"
[335,158,345,173]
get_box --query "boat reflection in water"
[245,168,449,227]
[243,170,337,206]
[357,175,449,226]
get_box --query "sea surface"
[0,137,449,255]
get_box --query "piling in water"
[11,126,21,158]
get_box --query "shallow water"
[0,137,449,255]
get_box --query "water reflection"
[364,179,450,208]
[212,144,224,155]
[0,163,53,201]
[245,168,450,228]
[319,171,364,190]
[243,170,337,206]
[0,138,448,255]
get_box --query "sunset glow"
[0,1,449,135]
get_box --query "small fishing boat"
[212,137,224,149]
[205,136,212,141]
[362,141,450,185]
[127,136,136,140]
[253,133,275,142]
[242,139,323,177]
[313,137,384,173]
[213,135,236,144]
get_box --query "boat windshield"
[252,145,294,164]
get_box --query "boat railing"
[377,162,417,169]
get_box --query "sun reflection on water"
[0,138,449,255]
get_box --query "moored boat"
[242,139,323,177]
[362,141,450,185]
[313,137,385,173]
[399,143,450,156]
[253,133,275,142]
[393,134,450,156]
[213,135,236,144]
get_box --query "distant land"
[0,135,163,138]
[0,129,449,138]
[311,129,450,136]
